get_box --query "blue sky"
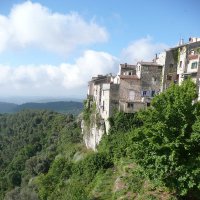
[0,0,199,99]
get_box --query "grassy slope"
[87,159,175,200]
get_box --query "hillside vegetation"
[0,79,200,200]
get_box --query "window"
[152,77,157,84]
[147,102,151,107]
[179,61,182,68]
[102,101,105,111]
[174,74,179,84]
[142,91,147,96]
[169,64,173,72]
[151,90,155,97]
[127,103,134,108]
[129,91,135,101]
[191,62,198,69]
[184,75,189,80]
[129,72,132,75]
[167,75,172,80]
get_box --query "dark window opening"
[152,77,157,83]
[191,62,198,69]
[127,103,134,108]
[179,61,182,68]
[147,102,151,107]
[167,75,172,80]
[184,75,190,80]
[143,91,147,96]
[174,75,179,84]
[169,64,174,72]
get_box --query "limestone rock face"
[81,120,105,151]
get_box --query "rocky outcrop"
[81,120,105,150]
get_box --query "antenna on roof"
[179,35,184,46]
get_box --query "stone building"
[118,61,163,112]
[87,74,119,122]
[137,61,163,104]
[162,37,200,91]
[100,83,119,132]
[83,36,200,150]
[83,74,119,150]
[87,75,113,108]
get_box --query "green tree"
[128,79,200,197]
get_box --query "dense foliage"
[130,80,200,195]
[128,79,200,197]
[0,110,83,199]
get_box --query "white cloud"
[0,1,108,55]
[121,36,168,63]
[0,50,118,97]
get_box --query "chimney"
[179,38,184,45]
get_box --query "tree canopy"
[127,79,200,197]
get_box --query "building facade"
[163,38,200,91]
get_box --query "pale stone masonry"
[83,37,200,150]
[160,37,200,91]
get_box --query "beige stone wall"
[87,81,94,96]
[163,41,200,89]
[141,65,163,93]
[119,78,141,102]
[163,50,178,90]
[119,101,145,113]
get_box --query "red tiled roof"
[188,54,198,60]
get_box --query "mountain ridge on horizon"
[0,96,84,104]
[0,101,83,115]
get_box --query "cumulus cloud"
[0,1,108,55]
[0,50,118,97]
[121,36,168,63]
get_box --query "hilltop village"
[82,37,200,150]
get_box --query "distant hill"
[0,101,83,115]
[0,102,18,113]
